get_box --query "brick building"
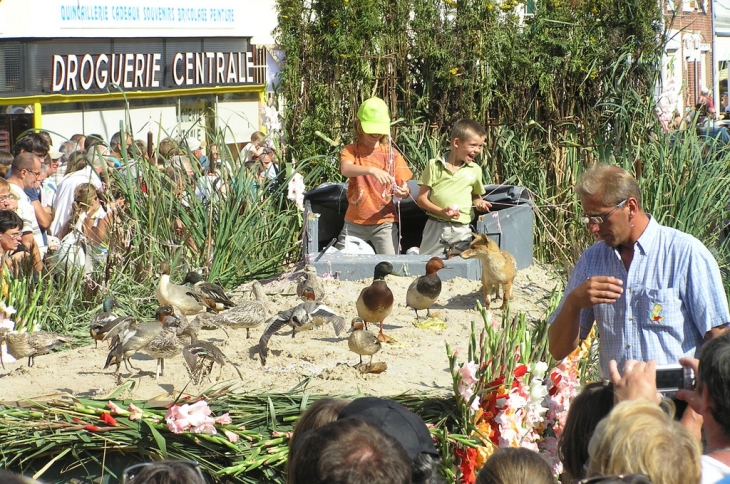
[659,0,713,120]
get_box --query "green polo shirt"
[419,154,485,224]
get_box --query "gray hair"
[575,163,642,209]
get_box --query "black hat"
[339,397,439,460]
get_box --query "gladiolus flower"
[99,412,117,426]
[513,364,528,377]
[224,430,240,443]
[287,173,305,211]
[215,413,232,425]
[458,361,479,386]
[106,401,125,415]
[84,425,101,431]
[128,403,143,421]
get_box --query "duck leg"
[156,358,164,379]
[413,308,420,320]
[377,322,392,343]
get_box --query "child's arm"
[340,160,394,187]
[416,185,458,219]
[472,194,492,212]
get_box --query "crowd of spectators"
[0,129,278,277]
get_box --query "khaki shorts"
[419,218,471,255]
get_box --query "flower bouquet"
[447,294,594,483]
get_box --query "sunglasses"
[121,460,205,484]
[580,199,627,226]
[577,474,653,484]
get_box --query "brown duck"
[356,261,399,343]
[405,257,446,319]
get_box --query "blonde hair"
[251,131,265,145]
[587,399,701,484]
[0,178,9,192]
[575,163,642,209]
[476,447,553,484]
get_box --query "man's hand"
[609,359,661,404]
[570,276,623,308]
[675,357,701,413]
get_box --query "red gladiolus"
[72,417,82,423]
[455,447,478,484]
[84,425,101,431]
[513,364,528,377]
[99,412,117,426]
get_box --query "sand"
[0,262,560,402]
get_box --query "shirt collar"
[626,214,657,256]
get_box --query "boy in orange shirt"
[335,97,413,254]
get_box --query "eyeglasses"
[577,474,653,484]
[0,195,10,203]
[580,199,627,225]
[121,460,205,484]
[24,169,42,178]
[2,232,22,240]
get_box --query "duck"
[348,317,381,368]
[356,261,399,343]
[258,300,345,366]
[143,306,195,378]
[5,331,75,367]
[183,340,243,384]
[182,271,235,311]
[90,296,121,348]
[406,257,446,320]
[103,314,163,374]
[212,280,269,338]
[296,265,326,301]
[156,261,211,316]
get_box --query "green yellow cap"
[357,97,391,135]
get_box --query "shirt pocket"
[636,288,681,332]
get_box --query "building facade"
[0,0,278,153]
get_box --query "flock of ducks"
[0,257,449,378]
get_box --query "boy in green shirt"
[416,119,491,255]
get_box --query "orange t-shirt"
[341,141,413,225]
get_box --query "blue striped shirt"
[549,217,730,377]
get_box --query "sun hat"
[357,97,391,135]
[338,397,439,460]
[47,146,63,160]
[701,87,710,95]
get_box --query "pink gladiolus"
[215,413,232,425]
[224,430,240,443]
[106,401,126,415]
[128,403,143,421]
[192,422,217,435]
[458,361,478,386]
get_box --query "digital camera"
[655,364,695,396]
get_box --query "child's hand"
[393,182,409,199]
[444,205,460,218]
[370,168,394,187]
[474,199,492,212]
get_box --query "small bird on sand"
[356,261,399,343]
[258,299,345,366]
[156,262,211,316]
[296,265,326,301]
[90,296,121,348]
[103,308,170,374]
[143,307,193,378]
[406,257,446,319]
[183,271,235,311]
[348,317,381,368]
[213,280,269,338]
[183,340,243,384]
[5,331,75,367]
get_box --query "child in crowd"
[334,97,412,255]
[416,119,491,255]
[476,447,554,484]
[242,131,266,166]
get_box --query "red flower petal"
[84,425,101,431]
[513,364,528,377]
[99,412,117,426]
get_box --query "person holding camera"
[548,163,730,378]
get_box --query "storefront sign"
[50,50,257,92]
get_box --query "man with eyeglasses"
[548,163,730,378]
[6,152,45,272]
